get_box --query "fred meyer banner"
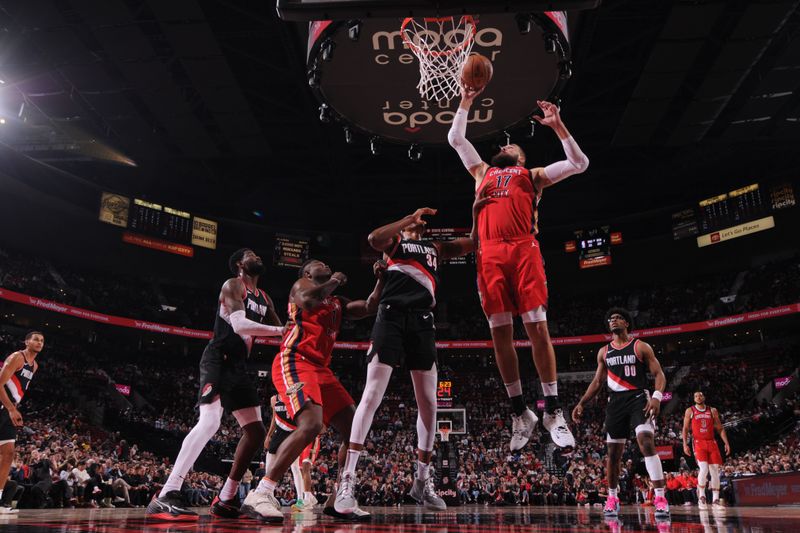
[0,287,797,349]
[656,446,674,460]
[697,216,775,248]
[734,472,800,506]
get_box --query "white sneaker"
[334,472,358,514]
[542,408,575,448]
[410,476,447,511]
[0,506,18,516]
[304,491,318,508]
[240,490,283,523]
[712,499,725,510]
[510,408,539,451]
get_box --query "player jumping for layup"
[448,89,589,450]
[335,207,474,514]
[682,391,730,509]
[147,249,284,521]
[572,308,670,519]
[0,331,43,516]
[244,259,385,522]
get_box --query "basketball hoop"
[438,426,451,442]
[401,16,476,103]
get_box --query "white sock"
[698,486,705,500]
[504,380,523,398]
[343,449,361,476]
[290,460,304,500]
[159,401,222,498]
[608,487,618,498]
[654,487,666,499]
[304,491,315,501]
[712,489,720,501]
[541,381,558,397]
[265,452,275,472]
[416,461,430,481]
[255,477,276,495]
[220,477,239,501]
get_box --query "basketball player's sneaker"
[324,504,372,521]
[698,495,707,509]
[510,408,539,451]
[654,495,670,519]
[334,472,358,514]
[0,505,18,516]
[542,408,575,448]
[210,495,242,519]
[146,490,198,521]
[711,499,725,510]
[304,492,319,508]
[603,495,620,517]
[410,475,447,511]
[240,490,283,523]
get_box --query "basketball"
[461,53,493,90]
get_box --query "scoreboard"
[423,228,474,265]
[573,226,614,269]
[99,192,218,256]
[672,182,795,245]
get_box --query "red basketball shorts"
[694,439,723,465]
[476,235,548,320]
[272,354,354,426]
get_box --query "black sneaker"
[146,490,198,521]
[210,495,242,519]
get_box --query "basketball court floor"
[2,505,799,533]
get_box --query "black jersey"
[382,237,440,309]
[1,353,35,407]
[272,394,296,430]
[604,339,648,393]
[206,284,270,363]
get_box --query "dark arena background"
[0,1,799,532]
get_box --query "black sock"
[544,395,561,414]
[510,395,527,416]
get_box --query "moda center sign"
[307,12,570,144]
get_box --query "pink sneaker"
[603,495,620,517]
[654,495,670,518]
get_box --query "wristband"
[652,391,663,402]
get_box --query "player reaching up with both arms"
[448,85,589,450]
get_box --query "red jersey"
[476,166,541,240]
[279,296,342,367]
[690,405,715,441]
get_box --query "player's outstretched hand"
[411,207,437,226]
[533,100,562,128]
[643,397,661,419]
[460,84,484,106]
[683,443,691,456]
[571,403,584,423]
[373,259,388,279]
[331,272,348,287]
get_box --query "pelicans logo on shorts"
[286,382,305,396]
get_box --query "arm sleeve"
[229,310,284,337]
[542,136,590,185]
[447,108,483,169]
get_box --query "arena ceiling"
[1,0,799,234]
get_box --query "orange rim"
[401,15,476,58]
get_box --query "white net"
[401,16,476,103]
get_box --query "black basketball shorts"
[367,304,438,371]
[0,407,17,444]
[197,347,260,412]
[267,426,293,455]
[604,390,655,441]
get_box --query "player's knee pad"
[233,406,263,428]
[709,464,721,488]
[195,400,223,436]
[698,461,709,485]
[487,312,513,328]
[635,422,655,436]
[520,306,547,324]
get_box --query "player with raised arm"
[571,308,670,520]
[147,249,284,521]
[448,87,589,450]
[0,331,44,516]
[682,391,730,509]
[335,207,475,514]
[243,259,385,522]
